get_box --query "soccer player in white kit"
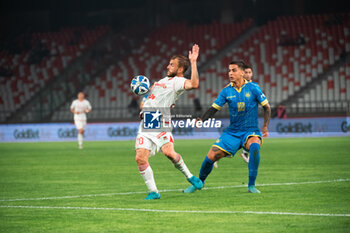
[135,44,203,200]
[70,92,92,149]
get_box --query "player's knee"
[207,153,215,161]
[246,137,261,150]
[163,150,174,159]
[207,147,227,162]
[161,144,176,159]
[207,149,219,162]
[163,152,171,159]
[164,152,179,163]
[135,155,147,165]
[135,150,148,165]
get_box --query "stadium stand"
[194,13,350,110]
[2,13,349,123]
[296,63,350,110]
[52,19,254,120]
[48,25,152,122]
[0,26,110,122]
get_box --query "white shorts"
[135,131,174,156]
[74,120,87,130]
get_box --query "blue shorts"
[213,130,262,157]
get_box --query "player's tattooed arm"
[262,103,271,137]
[199,107,218,122]
[185,44,199,90]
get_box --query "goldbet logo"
[107,127,138,137]
[276,122,312,133]
[58,128,78,138]
[13,129,39,139]
[341,121,350,133]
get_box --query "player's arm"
[199,107,218,122]
[140,98,146,110]
[262,103,271,137]
[86,102,92,113]
[140,85,154,110]
[70,102,78,114]
[255,85,271,137]
[184,44,199,90]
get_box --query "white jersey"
[137,76,186,155]
[143,76,186,109]
[70,99,92,121]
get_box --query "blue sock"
[199,156,214,183]
[248,143,261,186]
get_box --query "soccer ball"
[130,75,150,95]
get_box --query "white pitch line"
[0,205,349,217]
[206,178,350,190]
[1,178,349,202]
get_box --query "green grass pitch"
[0,137,350,232]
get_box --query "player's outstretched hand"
[189,44,199,63]
[262,126,269,137]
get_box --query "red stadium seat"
[0,25,110,121]
[200,14,350,106]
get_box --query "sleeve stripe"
[212,103,222,110]
[260,99,268,106]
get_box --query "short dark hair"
[243,63,252,70]
[229,60,247,70]
[171,55,190,73]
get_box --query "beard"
[167,70,177,77]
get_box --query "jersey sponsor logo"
[155,83,167,89]
[143,110,162,129]
[226,95,236,99]
[237,102,245,112]
[148,94,156,100]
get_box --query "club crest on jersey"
[245,92,251,98]
[143,110,162,129]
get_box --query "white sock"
[174,156,193,179]
[139,165,158,193]
[78,133,83,146]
